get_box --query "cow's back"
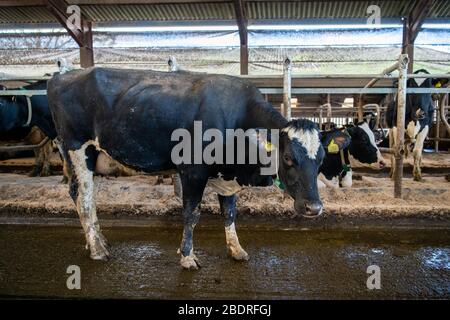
[47,67,263,172]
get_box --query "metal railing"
[1,59,450,199]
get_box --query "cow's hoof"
[229,247,249,261]
[98,232,109,249]
[39,171,51,177]
[413,176,423,182]
[89,235,110,261]
[180,253,201,270]
[28,168,39,177]
[90,251,109,261]
[89,244,110,261]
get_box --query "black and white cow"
[386,69,445,181]
[47,67,325,269]
[0,82,56,176]
[318,122,386,188]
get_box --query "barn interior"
[0,0,450,299]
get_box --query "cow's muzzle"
[297,201,323,218]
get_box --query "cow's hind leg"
[413,126,428,182]
[39,140,53,176]
[68,144,109,260]
[219,194,249,261]
[178,170,208,270]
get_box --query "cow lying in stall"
[317,121,386,188]
[0,83,55,176]
[47,67,325,269]
[386,69,448,181]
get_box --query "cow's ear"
[433,78,449,88]
[325,132,351,153]
[250,128,276,153]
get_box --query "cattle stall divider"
[167,56,183,199]
[358,61,402,122]
[282,57,292,120]
[1,66,450,199]
[393,54,409,199]
[439,95,450,138]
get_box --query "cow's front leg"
[68,145,109,261]
[219,194,249,261]
[413,126,428,181]
[179,170,208,270]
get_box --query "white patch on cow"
[414,125,429,153]
[318,172,339,189]
[412,125,429,180]
[282,126,320,159]
[358,122,386,167]
[78,137,138,177]
[225,222,248,260]
[68,142,108,259]
[406,120,421,141]
[359,122,377,150]
[341,170,353,188]
[415,77,426,87]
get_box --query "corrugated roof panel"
[81,3,235,22]
[430,0,450,18]
[0,1,448,25]
[0,6,55,24]
[245,1,421,20]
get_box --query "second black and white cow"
[47,67,325,269]
[0,81,56,176]
[318,121,386,188]
[386,69,446,181]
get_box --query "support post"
[79,20,93,68]
[402,17,414,74]
[326,94,331,128]
[394,54,409,199]
[46,0,94,68]
[283,57,292,120]
[440,94,450,137]
[168,56,178,72]
[402,0,434,74]
[435,100,440,152]
[359,61,399,122]
[234,0,248,75]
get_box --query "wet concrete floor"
[0,223,449,299]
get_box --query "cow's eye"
[283,154,294,166]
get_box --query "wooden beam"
[402,16,414,74]
[46,0,94,67]
[402,0,434,73]
[234,0,248,75]
[409,0,434,43]
[79,20,94,68]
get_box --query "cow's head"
[346,122,386,168]
[279,119,324,217]
[405,69,436,143]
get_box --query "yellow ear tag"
[435,81,442,88]
[327,139,339,154]
[264,141,275,152]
